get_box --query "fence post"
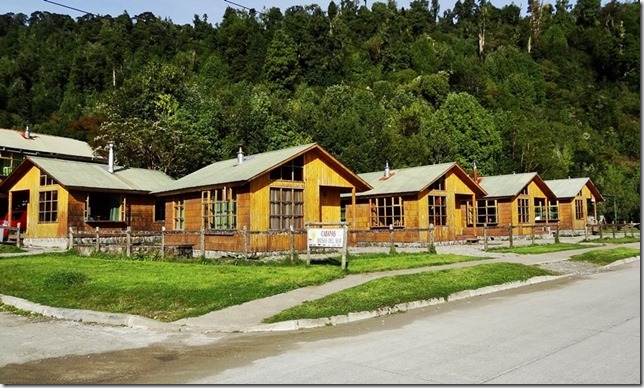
[95,226,100,252]
[599,222,603,238]
[624,222,628,238]
[612,221,616,239]
[484,224,488,252]
[389,224,395,255]
[289,225,295,263]
[584,223,588,241]
[555,221,560,243]
[508,223,513,248]
[428,223,435,253]
[200,227,206,258]
[243,226,248,258]
[160,226,165,259]
[68,227,74,250]
[341,224,348,270]
[531,224,535,245]
[126,226,132,257]
[306,228,311,266]
[15,222,21,248]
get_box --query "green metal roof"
[153,143,318,195]
[355,163,455,197]
[545,177,604,201]
[0,128,95,159]
[478,172,538,198]
[28,156,174,193]
[544,178,588,198]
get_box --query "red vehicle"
[1,201,27,240]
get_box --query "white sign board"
[307,228,344,248]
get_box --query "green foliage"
[0,2,638,220]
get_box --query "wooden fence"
[67,221,640,258]
[0,222,22,248]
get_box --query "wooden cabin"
[341,162,487,244]
[0,127,100,220]
[466,172,558,237]
[0,155,173,247]
[545,177,604,232]
[152,143,372,253]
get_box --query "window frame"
[428,195,447,226]
[269,187,304,230]
[38,190,58,223]
[154,198,166,222]
[548,200,559,221]
[575,198,584,220]
[517,197,530,223]
[202,187,237,230]
[369,196,405,229]
[173,197,185,230]
[84,193,125,222]
[269,155,304,182]
[476,199,498,225]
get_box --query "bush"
[44,270,89,289]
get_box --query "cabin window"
[269,188,304,229]
[370,196,404,228]
[575,199,584,220]
[173,198,185,230]
[38,190,57,222]
[428,195,447,226]
[202,188,237,230]
[340,201,346,223]
[429,176,445,191]
[85,193,124,222]
[518,198,530,223]
[548,200,559,221]
[270,155,304,181]
[476,199,498,225]
[39,172,54,186]
[0,152,23,176]
[534,198,546,221]
[154,198,165,222]
[520,186,529,195]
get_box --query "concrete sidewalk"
[1,242,640,333]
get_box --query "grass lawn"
[580,236,640,244]
[0,251,486,322]
[343,252,490,273]
[570,247,640,266]
[486,243,593,255]
[0,244,26,254]
[264,263,555,323]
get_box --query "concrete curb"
[240,274,573,333]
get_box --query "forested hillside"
[0,0,639,221]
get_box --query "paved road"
[182,261,640,384]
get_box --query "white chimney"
[384,161,390,178]
[24,125,30,139]
[108,142,114,174]
[237,146,244,164]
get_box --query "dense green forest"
[0,0,639,221]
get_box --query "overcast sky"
[0,0,533,25]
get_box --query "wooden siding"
[67,192,161,233]
[557,184,598,231]
[9,165,69,238]
[347,168,480,242]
